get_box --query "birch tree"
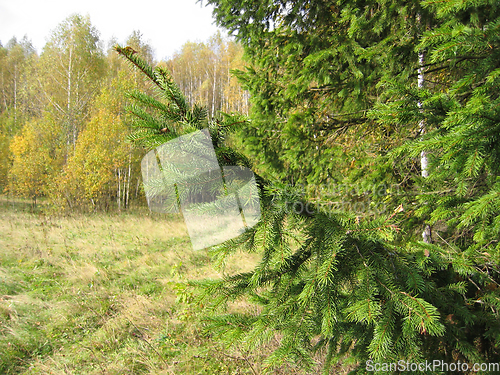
[38,14,105,159]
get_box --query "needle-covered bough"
[115,45,498,374]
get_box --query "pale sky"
[0,0,225,61]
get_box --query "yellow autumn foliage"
[52,80,135,211]
[8,115,63,204]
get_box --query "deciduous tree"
[8,115,62,205]
[53,76,138,211]
[38,14,105,159]
[165,33,249,117]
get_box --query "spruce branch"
[114,45,161,89]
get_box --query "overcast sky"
[0,0,226,60]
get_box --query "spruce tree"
[115,0,500,370]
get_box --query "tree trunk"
[13,65,17,126]
[117,168,121,210]
[417,21,432,244]
[1,69,7,112]
[126,150,132,209]
[135,177,140,198]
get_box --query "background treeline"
[0,14,248,212]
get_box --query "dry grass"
[0,196,269,374]
[0,196,338,374]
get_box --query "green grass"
[0,196,335,374]
[0,196,268,374]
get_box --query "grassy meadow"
[0,196,281,374]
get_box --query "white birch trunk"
[117,168,121,210]
[126,151,132,209]
[13,66,17,126]
[418,26,432,244]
